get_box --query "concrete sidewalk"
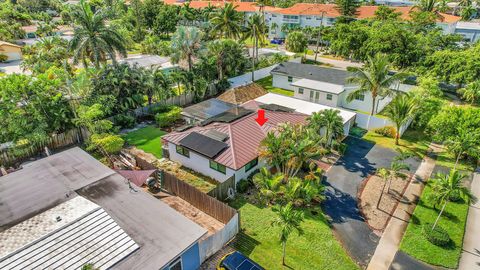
[458,168,480,270]
[367,144,439,270]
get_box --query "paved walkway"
[367,144,440,270]
[458,168,480,270]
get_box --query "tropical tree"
[387,161,410,193]
[415,0,438,12]
[171,26,203,71]
[21,36,71,74]
[285,31,307,54]
[335,0,360,18]
[206,39,248,81]
[152,68,173,103]
[271,203,304,266]
[376,168,390,209]
[210,3,243,39]
[428,170,475,230]
[307,109,344,149]
[458,80,480,104]
[384,94,418,145]
[69,0,126,68]
[253,167,283,205]
[444,130,480,170]
[259,123,323,180]
[243,13,267,62]
[346,53,408,115]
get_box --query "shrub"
[148,104,172,115]
[155,106,182,127]
[0,54,7,63]
[236,179,251,193]
[88,133,125,155]
[422,223,450,247]
[113,114,136,129]
[373,126,396,138]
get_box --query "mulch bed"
[359,174,412,231]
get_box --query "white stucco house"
[270,62,414,114]
[162,94,356,183]
[454,21,480,42]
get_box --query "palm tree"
[346,53,408,115]
[415,0,439,12]
[207,39,246,81]
[428,170,475,230]
[253,167,283,205]
[458,80,480,104]
[376,168,390,209]
[243,14,266,64]
[387,161,410,194]
[445,130,480,170]
[384,94,417,145]
[170,26,203,71]
[271,203,304,266]
[335,0,360,17]
[152,68,172,103]
[69,0,127,68]
[308,109,344,149]
[210,3,243,39]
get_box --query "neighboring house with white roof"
[0,148,207,270]
[162,95,356,183]
[119,55,177,71]
[270,62,414,114]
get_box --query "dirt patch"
[359,174,412,231]
[147,188,225,237]
[157,159,218,193]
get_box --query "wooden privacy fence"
[163,172,237,224]
[0,128,88,167]
[208,176,236,201]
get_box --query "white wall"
[4,52,22,61]
[353,112,412,136]
[293,86,341,107]
[340,87,392,114]
[199,213,239,263]
[272,73,300,91]
[228,64,278,88]
[167,143,264,184]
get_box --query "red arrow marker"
[255,109,268,126]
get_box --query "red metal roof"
[162,101,307,170]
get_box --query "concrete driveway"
[322,136,421,268]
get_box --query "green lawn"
[363,129,475,171]
[255,76,294,97]
[122,126,166,158]
[399,183,470,269]
[229,196,359,270]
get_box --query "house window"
[306,16,312,20]
[326,93,333,100]
[244,158,258,172]
[272,14,277,17]
[288,76,293,82]
[355,94,365,101]
[210,160,226,174]
[316,16,322,20]
[176,145,190,157]
[309,90,314,100]
[315,91,320,103]
[298,88,304,94]
[169,258,182,270]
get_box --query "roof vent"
[56,216,62,222]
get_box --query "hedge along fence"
[0,127,89,167]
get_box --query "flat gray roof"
[291,78,345,94]
[182,98,236,121]
[271,62,348,85]
[0,147,207,269]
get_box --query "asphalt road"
[389,251,433,270]
[323,136,421,268]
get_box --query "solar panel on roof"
[200,107,253,126]
[205,130,229,141]
[260,103,295,112]
[179,132,228,158]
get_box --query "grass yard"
[229,196,359,270]
[123,126,166,158]
[399,183,470,268]
[255,76,294,97]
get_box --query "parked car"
[217,251,264,270]
[270,39,284,45]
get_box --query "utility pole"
[314,11,325,63]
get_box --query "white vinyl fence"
[198,213,239,263]
[354,112,412,136]
[228,58,302,88]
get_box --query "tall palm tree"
[152,68,172,104]
[415,0,439,12]
[69,0,127,68]
[445,130,480,170]
[376,168,390,209]
[210,3,243,39]
[346,53,408,115]
[428,170,475,230]
[243,13,266,62]
[307,109,344,149]
[271,203,304,266]
[170,26,203,71]
[207,39,246,81]
[384,94,418,145]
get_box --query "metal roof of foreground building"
[0,147,207,270]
